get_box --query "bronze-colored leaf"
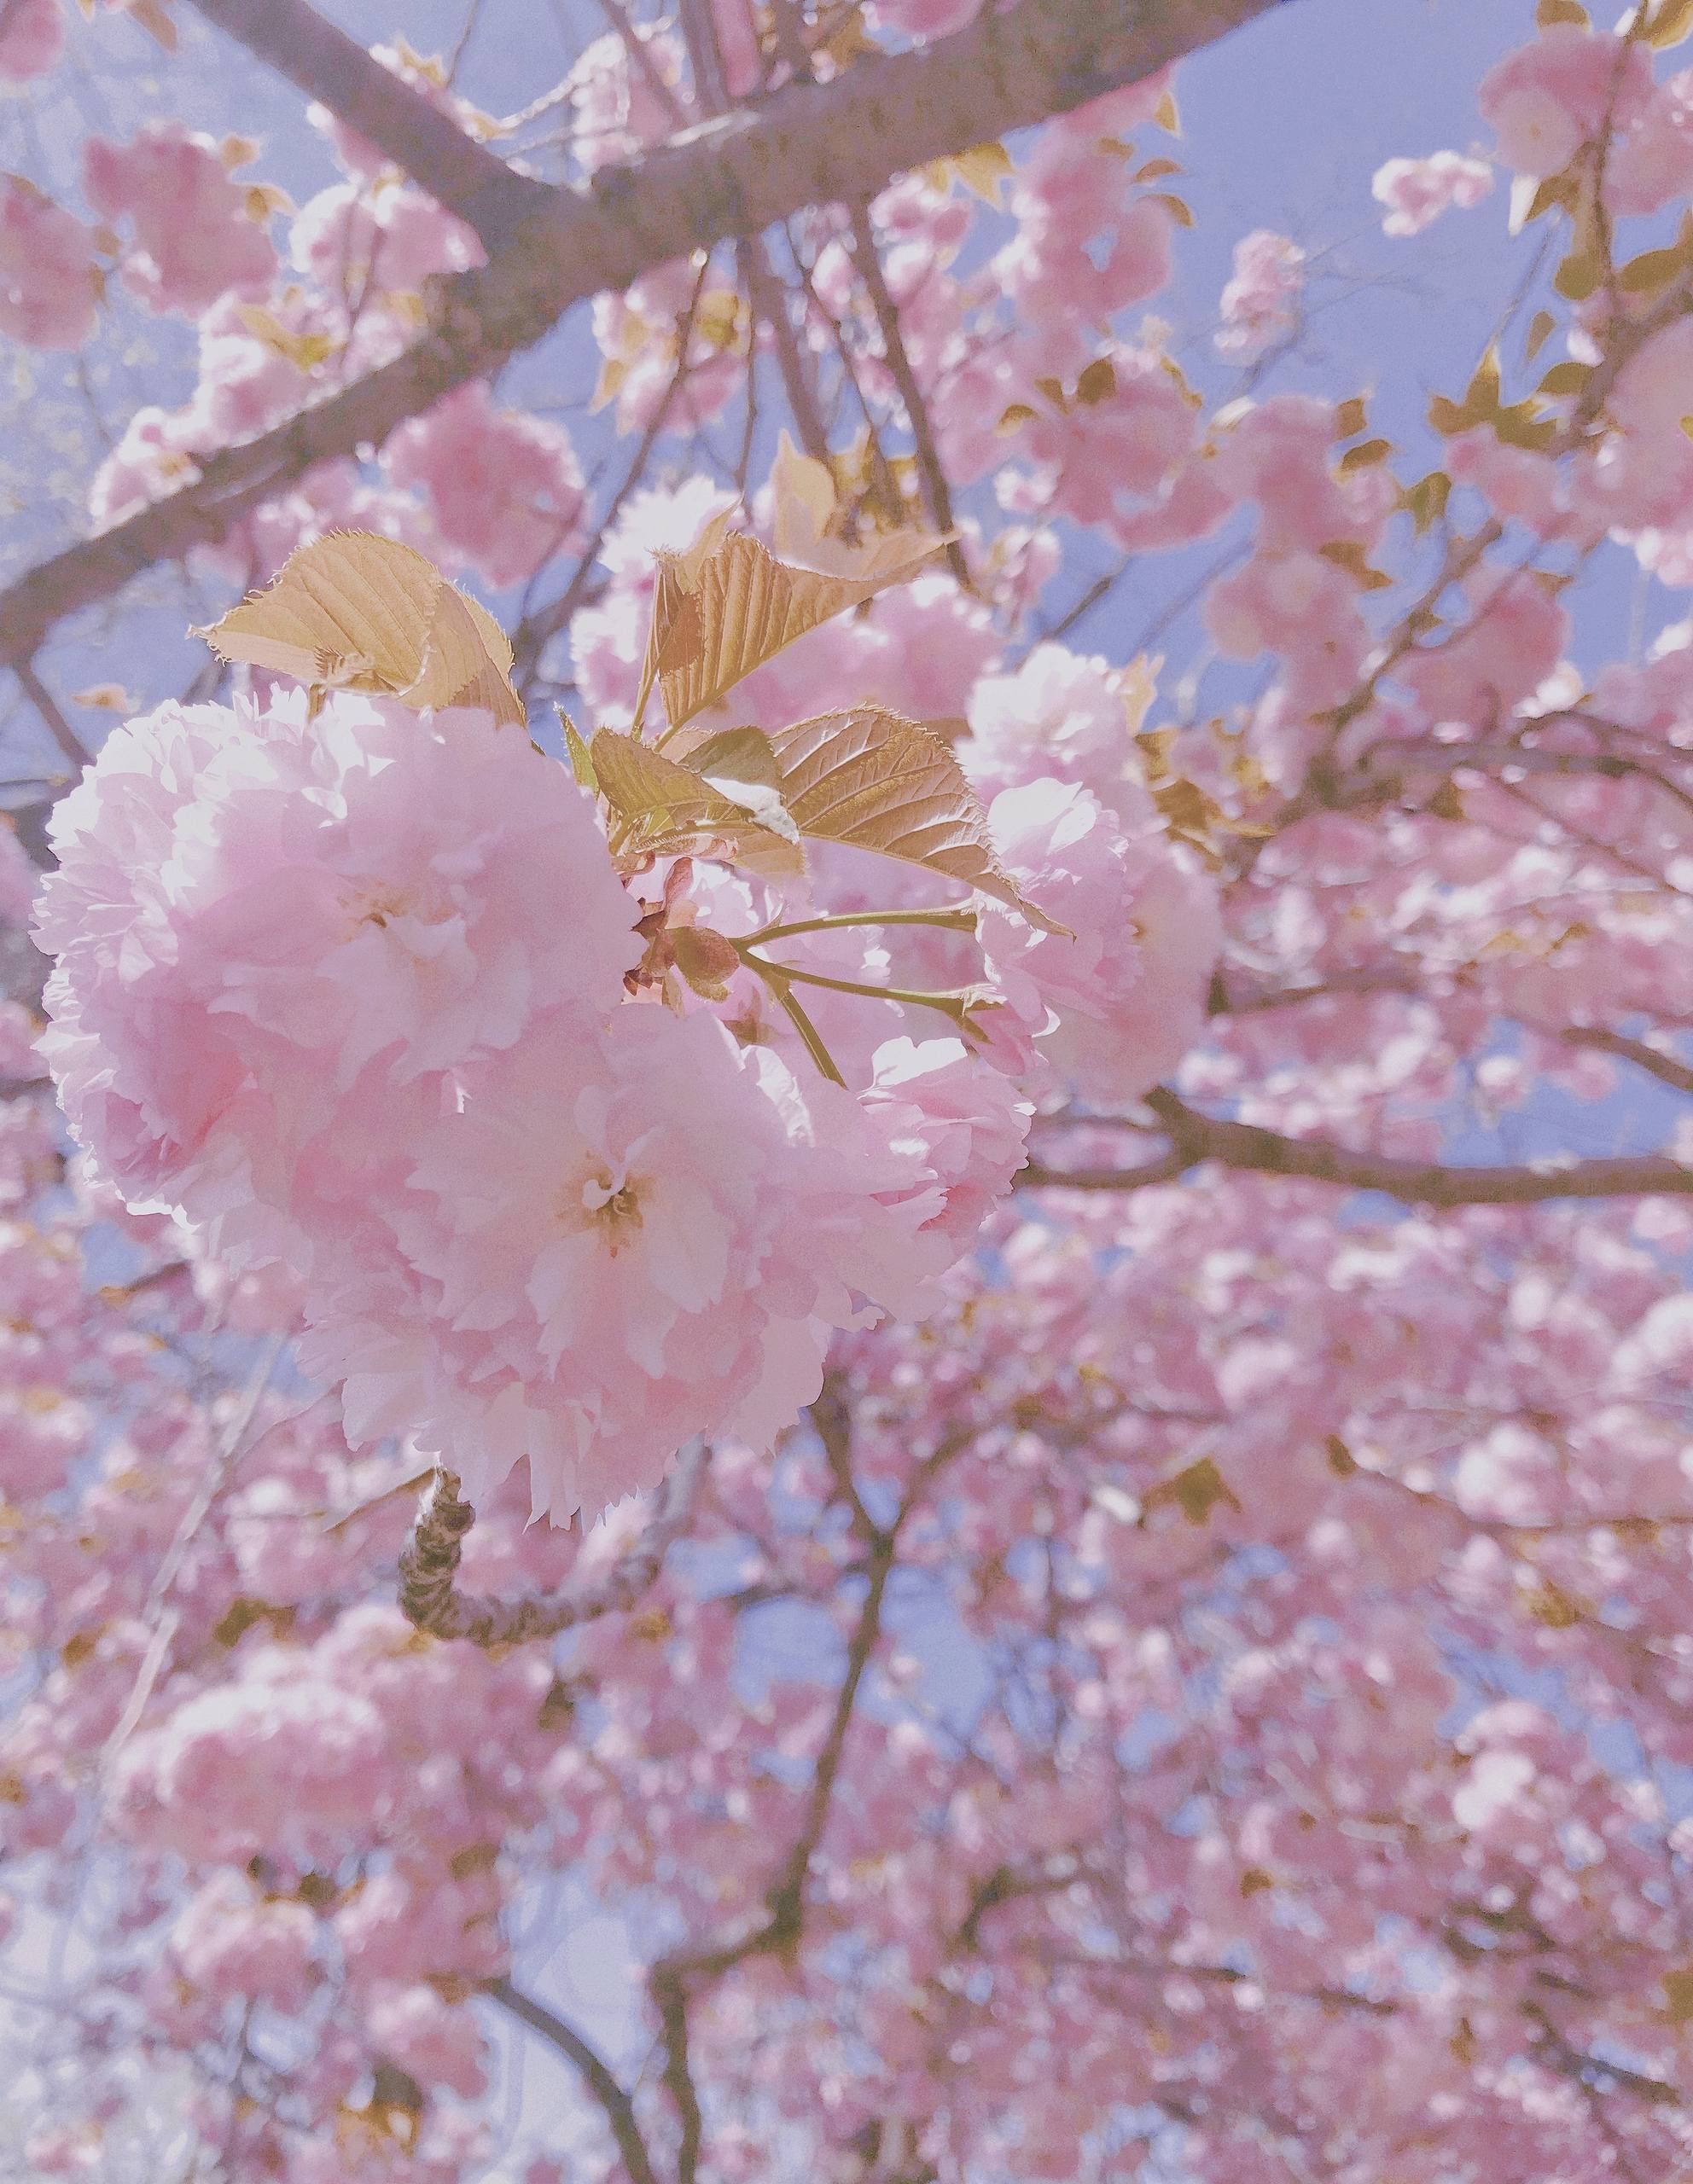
[1148,190,1196,229]
[1142,1456,1242,1527]
[672,925,742,1001]
[593,729,759,838]
[1620,242,1687,297]
[559,712,597,791]
[920,139,1014,205]
[201,531,524,726]
[1648,0,1693,46]
[1075,357,1118,405]
[634,517,941,735]
[764,706,1064,932]
[684,723,783,790]
[71,683,137,713]
[1403,471,1451,535]
[1318,539,1394,590]
[1332,395,1370,440]
[682,724,798,841]
[592,729,800,867]
[236,305,335,371]
[1555,249,1603,303]
[1336,437,1393,474]
[1535,359,1591,398]
[125,0,177,49]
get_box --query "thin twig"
[847,200,970,586]
[486,1978,663,2184]
[102,1335,287,1769]
[13,661,84,773]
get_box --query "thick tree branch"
[397,1441,707,1645]
[485,1978,663,2184]
[1023,1087,1693,1207]
[0,0,1288,666]
[183,0,549,247]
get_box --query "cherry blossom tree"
[4,0,1693,2179]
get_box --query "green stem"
[737,906,979,948]
[748,962,846,1084]
[740,948,984,1028]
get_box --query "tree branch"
[846,200,969,585]
[397,1441,707,1645]
[0,0,1288,666]
[485,1978,663,2184]
[13,660,85,773]
[1562,1026,1693,1097]
[1023,1087,1693,1207]
[643,1405,901,2178]
[183,0,548,247]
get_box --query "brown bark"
[0,0,1287,668]
[183,0,549,247]
[397,1442,707,1646]
[1023,1088,1693,1208]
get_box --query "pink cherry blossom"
[1478,26,1651,179]
[314,1002,951,1521]
[0,174,96,348]
[1215,229,1306,360]
[34,690,641,1270]
[1371,150,1494,236]
[0,0,61,84]
[983,775,1220,1102]
[386,382,586,588]
[84,125,277,315]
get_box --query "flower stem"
[744,959,846,1084]
[739,947,986,1030]
[737,906,978,948]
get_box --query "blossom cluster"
[36,650,1217,1521]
